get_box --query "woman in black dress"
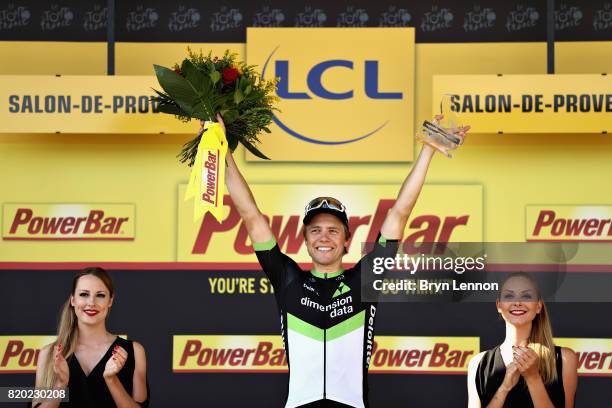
[467,272,577,408]
[33,267,148,407]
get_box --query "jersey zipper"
[323,273,327,400]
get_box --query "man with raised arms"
[218,114,467,408]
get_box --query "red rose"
[222,67,239,85]
[173,67,182,76]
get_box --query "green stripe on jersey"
[287,313,324,341]
[253,238,277,251]
[310,268,344,279]
[326,310,365,341]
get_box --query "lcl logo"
[262,46,404,144]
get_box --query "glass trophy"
[417,94,466,158]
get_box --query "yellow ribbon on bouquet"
[184,122,228,222]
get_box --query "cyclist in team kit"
[218,114,468,408]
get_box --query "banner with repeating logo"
[246,28,415,162]
[177,184,483,265]
[172,335,479,374]
[2,270,611,407]
[433,74,612,134]
[3,3,612,44]
[0,76,195,134]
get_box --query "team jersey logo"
[333,282,351,298]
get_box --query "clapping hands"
[103,345,128,379]
[513,346,540,381]
[53,343,69,388]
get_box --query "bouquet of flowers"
[152,49,278,165]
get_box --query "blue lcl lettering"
[276,60,403,100]
[307,60,353,100]
[364,61,402,99]
[276,61,310,99]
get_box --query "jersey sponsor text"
[301,295,353,318]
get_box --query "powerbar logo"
[555,338,612,376]
[1,335,127,373]
[173,336,287,372]
[172,335,478,373]
[2,204,135,240]
[201,149,220,206]
[526,206,612,242]
[192,197,470,255]
[0,336,57,372]
[370,336,478,373]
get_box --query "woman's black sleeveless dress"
[60,336,148,407]
[476,345,566,407]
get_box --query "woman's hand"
[501,362,521,392]
[53,344,69,388]
[513,346,540,381]
[103,345,127,379]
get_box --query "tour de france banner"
[246,27,415,162]
[0,75,194,134]
[177,184,483,265]
[432,74,612,134]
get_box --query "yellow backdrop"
[1,41,612,263]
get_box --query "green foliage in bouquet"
[152,49,278,165]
